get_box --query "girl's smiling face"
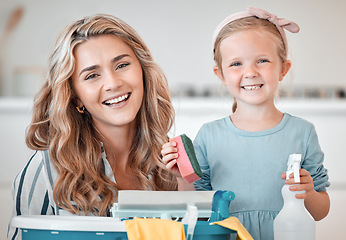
[71,34,144,133]
[214,29,291,109]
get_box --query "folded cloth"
[212,217,254,240]
[125,217,186,240]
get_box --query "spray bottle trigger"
[293,161,300,183]
[287,154,301,183]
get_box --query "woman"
[8,14,177,240]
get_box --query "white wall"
[0,98,34,240]
[0,0,346,96]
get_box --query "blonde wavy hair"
[26,14,177,216]
[213,17,287,112]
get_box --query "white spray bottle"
[274,154,315,240]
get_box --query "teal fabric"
[193,113,329,240]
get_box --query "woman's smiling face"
[71,34,144,132]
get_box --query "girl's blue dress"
[193,113,330,240]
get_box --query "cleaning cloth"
[212,217,253,240]
[125,217,186,240]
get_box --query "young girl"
[8,14,177,240]
[162,7,330,239]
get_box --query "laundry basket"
[11,215,234,240]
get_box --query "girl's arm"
[161,141,195,191]
[176,176,196,191]
[283,169,330,221]
[304,190,330,221]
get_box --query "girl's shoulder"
[284,113,316,129]
[200,116,230,129]
[195,116,231,140]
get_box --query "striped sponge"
[172,134,203,183]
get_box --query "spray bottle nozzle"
[286,154,302,183]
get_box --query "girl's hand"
[281,169,330,221]
[281,169,315,199]
[161,140,181,177]
[161,140,197,191]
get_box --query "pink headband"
[212,7,300,56]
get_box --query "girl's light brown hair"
[213,17,287,112]
[26,14,177,216]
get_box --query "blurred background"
[1,0,345,239]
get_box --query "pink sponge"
[171,134,203,183]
